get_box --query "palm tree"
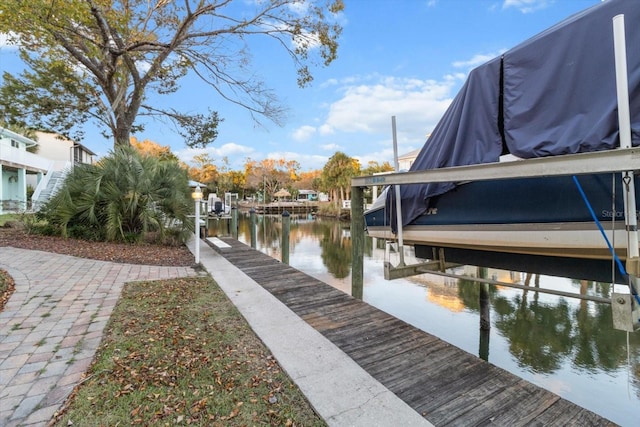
[39,146,193,243]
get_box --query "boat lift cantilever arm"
[351,148,640,188]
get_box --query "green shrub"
[39,146,193,244]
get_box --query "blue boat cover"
[389,0,640,231]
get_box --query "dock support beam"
[351,186,364,300]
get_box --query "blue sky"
[0,0,603,171]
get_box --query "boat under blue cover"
[365,173,640,259]
[365,0,640,260]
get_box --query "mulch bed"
[0,226,195,266]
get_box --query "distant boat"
[365,0,640,261]
[208,193,230,216]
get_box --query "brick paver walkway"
[0,248,198,426]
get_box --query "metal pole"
[612,14,640,331]
[613,15,639,260]
[392,116,405,266]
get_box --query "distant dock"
[245,202,318,215]
[207,237,615,426]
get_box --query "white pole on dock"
[613,14,639,261]
[612,14,640,332]
[192,185,203,264]
[392,116,405,267]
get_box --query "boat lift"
[350,15,640,332]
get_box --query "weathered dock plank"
[206,238,616,426]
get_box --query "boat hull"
[364,174,640,260]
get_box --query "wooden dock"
[251,202,317,215]
[207,237,615,426]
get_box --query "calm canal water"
[208,212,639,426]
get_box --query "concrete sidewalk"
[0,240,431,426]
[193,237,431,427]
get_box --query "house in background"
[296,189,318,202]
[397,148,420,171]
[0,128,96,213]
[0,128,50,213]
[33,131,95,166]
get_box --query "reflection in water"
[493,290,573,373]
[213,212,639,426]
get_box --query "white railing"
[0,143,52,171]
[31,161,72,210]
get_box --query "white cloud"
[320,143,342,151]
[503,0,554,14]
[318,75,459,139]
[292,125,316,141]
[0,32,20,49]
[287,0,310,16]
[453,53,501,69]
[319,124,334,135]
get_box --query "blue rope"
[572,175,640,306]
[572,175,627,277]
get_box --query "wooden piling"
[479,267,491,331]
[478,266,490,361]
[282,210,290,264]
[351,186,364,300]
[250,208,257,249]
[231,207,238,239]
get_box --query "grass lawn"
[0,213,21,227]
[52,275,326,426]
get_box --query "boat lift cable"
[572,175,640,306]
[572,176,627,277]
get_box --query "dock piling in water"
[351,186,364,300]
[250,208,257,249]
[231,207,238,239]
[282,210,290,265]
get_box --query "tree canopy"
[322,151,359,204]
[244,158,300,202]
[130,136,180,162]
[0,0,343,148]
